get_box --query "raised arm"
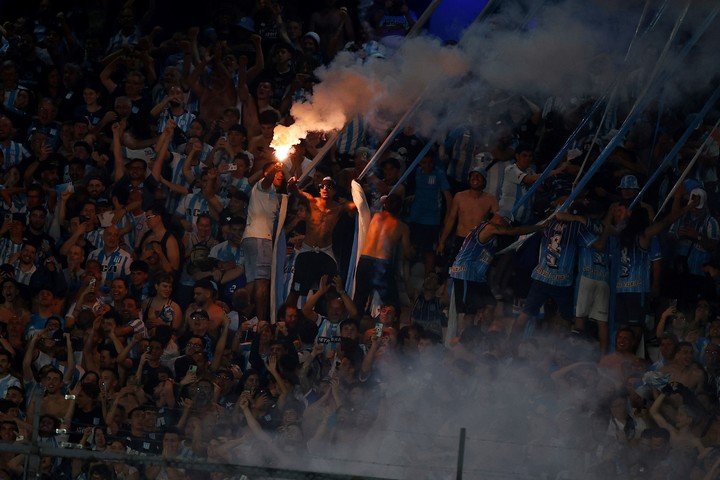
[332,274,358,320]
[645,196,694,239]
[112,121,127,182]
[245,34,265,84]
[649,392,675,433]
[62,333,76,385]
[22,331,43,382]
[210,314,231,372]
[151,120,175,181]
[286,176,314,202]
[437,195,460,254]
[99,57,121,93]
[302,275,331,323]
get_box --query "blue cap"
[619,175,639,190]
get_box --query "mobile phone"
[89,278,96,287]
[188,365,197,374]
[227,163,238,172]
[55,428,68,434]
[374,323,383,338]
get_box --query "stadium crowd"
[0,0,720,479]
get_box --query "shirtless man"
[598,327,647,382]
[286,176,355,305]
[438,168,499,259]
[659,341,705,393]
[353,194,412,313]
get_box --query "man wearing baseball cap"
[618,174,654,218]
[669,187,719,300]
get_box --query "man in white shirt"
[498,145,540,224]
[241,162,284,322]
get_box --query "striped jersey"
[175,191,227,228]
[0,141,31,172]
[410,296,447,337]
[445,128,475,183]
[614,238,649,293]
[165,153,199,214]
[315,316,341,353]
[669,212,720,276]
[0,237,22,265]
[88,247,132,285]
[157,109,195,134]
[577,219,609,283]
[532,218,596,287]
[336,114,366,156]
[209,241,245,267]
[449,222,496,283]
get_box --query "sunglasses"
[318,183,334,190]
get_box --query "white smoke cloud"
[272,0,720,154]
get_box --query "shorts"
[574,276,610,322]
[452,279,496,314]
[241,237,272,282]
[448,235,465,262]
[292,247,338,295]
[354,255,398,312]
[616,292,645,327]
[409,223,440,254]
[522,280,574,321]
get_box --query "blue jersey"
[449,222,496,283]
[336,114,366,156]
[445,127,475,183]
[407,165,450,226]
[88,247,132,286]
[315,317,341,353]
[0,141,30,172]
[209,241,246,266]
[577,220,609,283]
[670,213,719,276]
[531,219,596,287]
[176,191,227,229]
[614,238,649,293]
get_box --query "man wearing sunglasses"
[286,176,356,305]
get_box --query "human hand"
[311,343,324,358]
[319,274,330,293]
[332,275,343,292]
[179,371,197,386]
[678,227,699,240]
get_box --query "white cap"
[690,188,706,209]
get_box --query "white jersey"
[243,182,279,241]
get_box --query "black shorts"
[522,280,574,321]
[354,255,398,312]
[453,279,496,314]
[615,292,645,327]
[409,223,440,254]
[291,250,338,295]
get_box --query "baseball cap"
[690,188,707,209]
[303,32,320,46]
[468,168,486,180]
[619,175,639,190]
